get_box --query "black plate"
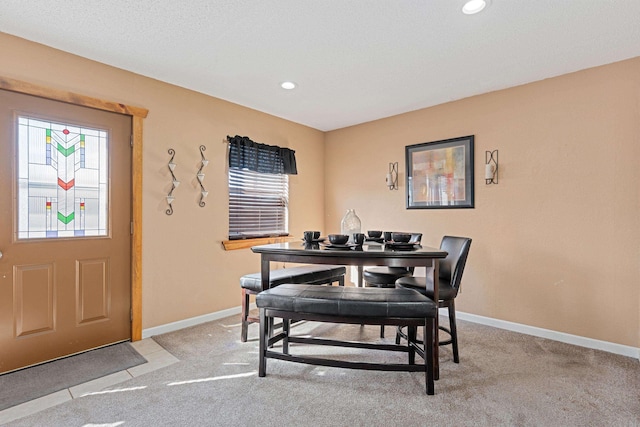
[365,237,384,243]
[321,243,356,250]
[385,242,419,250]
[301,238,326,243]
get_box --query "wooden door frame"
[0,76,147,341]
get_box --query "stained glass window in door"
[17,116,108,239]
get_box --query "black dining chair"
[395,235,472,363]
[363,233,422,337]
[362,232,423,289]
[363,267,413,338]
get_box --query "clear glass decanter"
[340,209,361,243]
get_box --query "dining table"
[251,240,448,378]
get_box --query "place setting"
[302,230,325,243]
[364,230,423,250]
[320,233,364,250]
[384,233,417,251]
[302,230,422,251]
[300,230,324,249]
[364,230,384,243]
[383,232,423,251]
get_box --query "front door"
[0,89,132,374]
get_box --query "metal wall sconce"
[166,148,180,215]
[386,162,399,190]
[196,145,208,207]
[485,150,499,184]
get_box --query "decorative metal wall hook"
[386,162,399,190]
[485,150,498,184]
[197,145,208,207]
[166,148,180,215]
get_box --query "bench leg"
[268,316,275,348]
[259,308,267,377]
[407,325,417,365]
[283,319,290,354]
[241,288,250,342]
[425,318,435,395]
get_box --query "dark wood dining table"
[251,241,448,377]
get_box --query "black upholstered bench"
[256,284,438,395]
[240,265,346,342]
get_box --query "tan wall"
[325,58,640,347]
[0,33,326,329]
[2,31,639,349]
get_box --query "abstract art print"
[406,135,474,209]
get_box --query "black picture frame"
[406,135,474,209]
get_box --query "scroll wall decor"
[386,162,399,190]
[196,145,208,207]
[166,148,180,215]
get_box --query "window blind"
[228,167,289,239]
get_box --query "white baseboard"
[453,310,640,360]
[142,304,639,360]
[141,306,244,339]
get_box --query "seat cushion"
[395,276,458,301]
[256,284,437,318]
[240,265,346,293]
[363,267,412,287]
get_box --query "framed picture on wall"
[406,135,474,209]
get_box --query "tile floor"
[0,338,178,425]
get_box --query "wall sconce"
[197,145,208,207]
[386,162,398,190]
[166,148,180,215]
[485,150,498,184]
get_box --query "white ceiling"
[1,1,640,131]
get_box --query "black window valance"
[227,135,297,175]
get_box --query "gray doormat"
[0,342,147,411]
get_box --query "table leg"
[261,257,274,345]
[261,257,270,291]
[357,266,363,287]
[432,259,440,380]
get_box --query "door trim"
[0,76,148,341]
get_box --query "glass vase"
[340,209,361,243]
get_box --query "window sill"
[222,236,293,251]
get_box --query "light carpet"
[4,315,639,426]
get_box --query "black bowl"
[391,232,411,243]
[367,230,383,238]
[328,234,349,245]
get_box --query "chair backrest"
[439,236,472,292]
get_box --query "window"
[17,116,109,239]
[226,135,296,241]
[228,168,289,239]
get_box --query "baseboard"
[142,304,639,360]
[141,306,244,339]
[453,310,640,360]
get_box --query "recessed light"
[462,0,489,15]
[281,81,296,90]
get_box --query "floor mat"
[0,342,147,411]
